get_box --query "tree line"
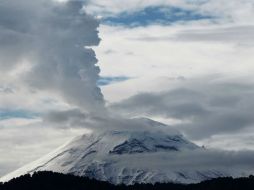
[1,171,254,190]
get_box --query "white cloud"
[97,23,254,103]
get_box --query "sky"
[0,0,254,177]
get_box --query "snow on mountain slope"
[1,118,254,184]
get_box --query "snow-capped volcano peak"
[107,130,199,155]
[1,118,253,184]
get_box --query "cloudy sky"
[1,0,254,177]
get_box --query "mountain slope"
[1,118,253,184]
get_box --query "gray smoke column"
[0,0,105,113]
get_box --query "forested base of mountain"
[1,171,254,190]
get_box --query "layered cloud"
[109,76,254,144]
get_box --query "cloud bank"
[110,76,254,141]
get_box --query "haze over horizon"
[1,0,254,178]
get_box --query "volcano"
[1,118,253,185]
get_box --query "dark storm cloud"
[110,77,254,139]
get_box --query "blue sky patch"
[103,6,212,26]
[98,76,130,86]
[0,109,39,120]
